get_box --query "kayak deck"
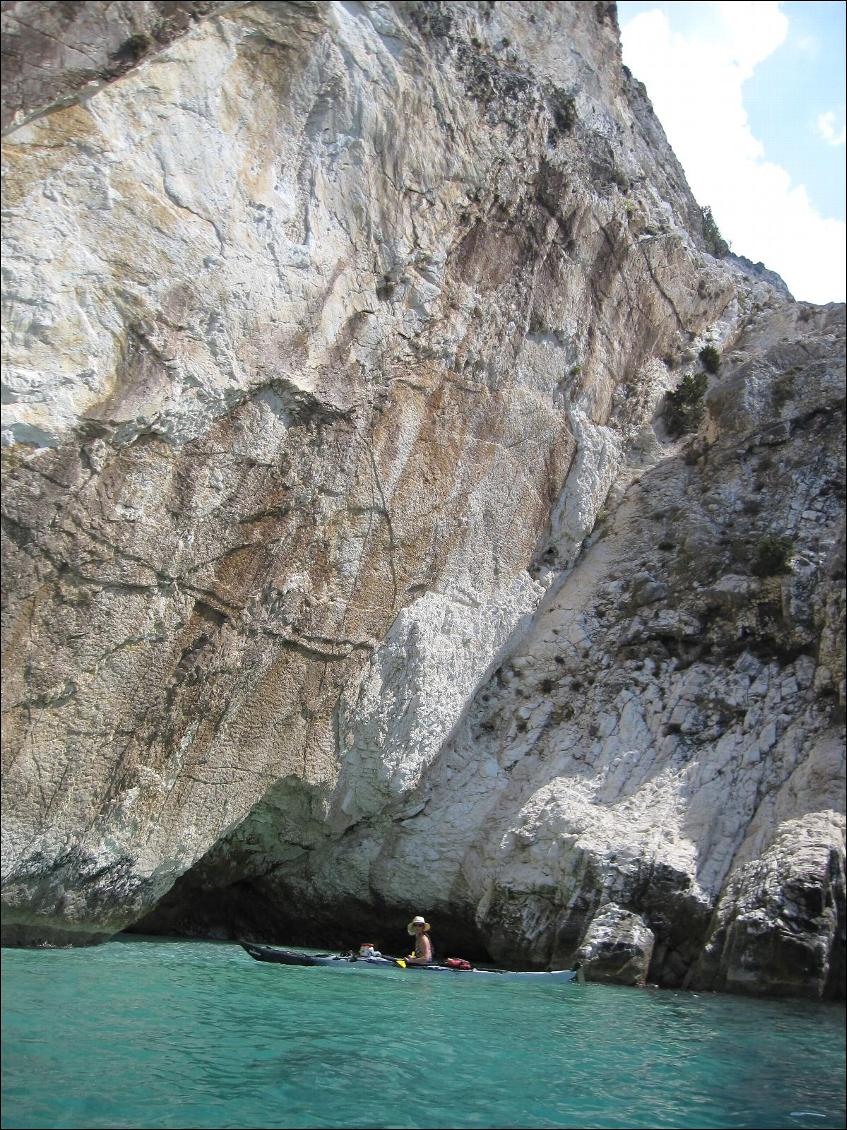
[239,942,578,982]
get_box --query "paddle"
[350,948,407,968]
[380,953,409,967]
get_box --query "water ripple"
[2,938,844,1129]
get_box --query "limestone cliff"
[1,1,844,999]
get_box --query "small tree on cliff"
[701,206,729,258]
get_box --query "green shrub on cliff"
[701,205,729,257]
[664,371,708,438]
[699,345,721,374]
[751,535,794,576]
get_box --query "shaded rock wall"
[2,1,844,997]
[1,0,242,135]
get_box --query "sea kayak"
[239,942,580,982]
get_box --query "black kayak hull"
[239,942,578,982]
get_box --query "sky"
[617,1,846,304]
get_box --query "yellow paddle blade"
[395,958,406,968]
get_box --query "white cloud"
[816,111,846,148]
[621,2,846,303]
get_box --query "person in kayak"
[406,916,434,964]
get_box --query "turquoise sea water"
[2,936,844,1130]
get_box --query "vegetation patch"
[664,371,708,438]
[751,535,794,577]
[698,345,720,374]
[409,6,453,38]
[701,206,729,257]
[112,33,151,63]
[546,88,577,143]
[771,369,798,410]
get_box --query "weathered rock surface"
[1,1,844,997]
[1,0,240,135]
[575,902,654,985]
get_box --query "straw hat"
[407,915,431,935]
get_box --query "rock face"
[1,1,238,135]
[1,1,844,997]
[575,902,654,986]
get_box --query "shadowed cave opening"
[126,868,496,964]
[125,773,496,962]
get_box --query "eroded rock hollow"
[2,0,844,998]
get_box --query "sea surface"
[2,936,844,1130]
